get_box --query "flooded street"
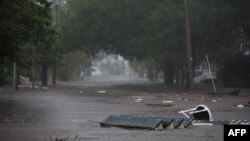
[0,75,250,141]
[2,0,250,140]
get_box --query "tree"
[57,0,250,88]
[0,0,56,86]
[221,54,250,87]
[58,51,90,81]
[59,0,186,84]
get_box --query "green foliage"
[0,0,53,63]
[57,0,250,86]
[191,0,250,64]
[220,54,250,88]
[0,63,7,85]
[59,0,158,55]
[58,51,90,80]
[0,0,56,85]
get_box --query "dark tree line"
[1,0,250,88]
[58,0,250,88]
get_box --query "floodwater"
[0,75,249,141]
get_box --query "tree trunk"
[148,67,154,81]
[13,62,19,91]
[16,63,19,90]
[180,65,187,85]
[41,62,48,86]
[175,70,180,85]
[52,63,56,85]
[164,59,174,85]
[32,57,36,87]
[154,70,159,81]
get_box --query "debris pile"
[101,104,250,131]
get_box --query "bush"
[220,54,250,88]
[0,64,7,85]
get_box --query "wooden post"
[184,0,194,92]
[52,3,59,85]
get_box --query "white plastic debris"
[162,101,173,104]
[41,87,48,90]
[132,96,156,99]
[178,104,214,121]
[236,104,244,108]
[97,90,107,94]
[135,98,143,103]
[212,99,216,102]
[18,85,24,88]
[162,101,174,106]
[132,96,143,99]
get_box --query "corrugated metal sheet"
[100,115,163,130]
[100,115,193,130]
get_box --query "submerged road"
[0,75,249,141]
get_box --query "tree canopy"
[0,0,54,64]
[0,0,56,85]
[58,0,250,87]
[1,0,250,87]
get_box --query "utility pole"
[184,0,194,92]
[52,0,60,85]
[32,46,35,87]
[13,62,18,91]
[13,62,16,91]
